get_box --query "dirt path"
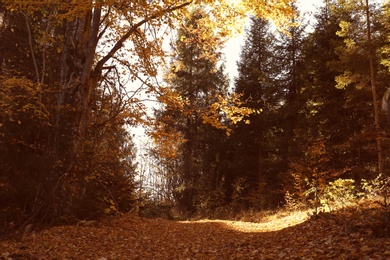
[1,206,389,259]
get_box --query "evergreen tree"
[288,0,390,204]
[270,8,307,206]
[231,8,308,209]
[286,2,355,202]
[231,17,283,209]
[153,8,229,214]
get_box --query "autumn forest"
[1,0,390,257]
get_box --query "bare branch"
[94,2,191,75]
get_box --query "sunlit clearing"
[182,210,310,233]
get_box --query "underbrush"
[132,174,390,231]
[286,175,389,213]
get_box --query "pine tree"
[153,8,229,214]
[231,17,283,209]
[286,2,353,202]
[288,0,390,204]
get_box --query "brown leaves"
[1,203,389,259]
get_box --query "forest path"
[1,204,389,259]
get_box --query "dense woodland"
[1,0,390,233]
[149,0,390,218]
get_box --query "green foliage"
[287,174,389,215]
[320,179,356,211]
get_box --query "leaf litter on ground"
[1,202,389,259]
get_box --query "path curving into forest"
[1,204,389,259]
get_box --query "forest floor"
[1,202,389,259]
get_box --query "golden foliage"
[201,93,260,136]
[287,141,356,213]
[149,120,185,160]
[0,77,49,126]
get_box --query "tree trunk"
[365,0,383,173]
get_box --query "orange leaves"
[156,86,187,111]
[103,198,118,214]
[149,86,187,160]
[150,122,184,160]
[287,140,347,207]
[155,86,258,140]
[1,202,389,259]
[4,0,93,21]
[0,77,49,125]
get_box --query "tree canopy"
[0,0,297,228]
[2,0,390,233]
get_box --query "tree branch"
[93,2,192,75]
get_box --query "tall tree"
[231,17,282,209]
[285,2,353,202]
[331,0,385,176]
[0,0,296,226]
[287,0,390,205]
[153,8,229,214]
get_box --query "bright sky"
[133,0,385,188]
[224,0,323,84]
[132,1,324,140]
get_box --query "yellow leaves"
[187,0,296,40]
[0,76,50,125]
[337,20,351,38]
[188,1,245,40]
[335,70,364,89]
[380,37,390,71]
[156,86,187,111]
[4,0,89,21]
[104,199,117,214]
[239,0,297,32]
[201,93,260,135]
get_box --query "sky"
[224,0,385,83]
[131,0,324,132]
[131,0,326,149]
[132,0,327,189]
[224,0,324,84]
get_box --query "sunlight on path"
[181,210,310,233]
[2,206,390,259]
